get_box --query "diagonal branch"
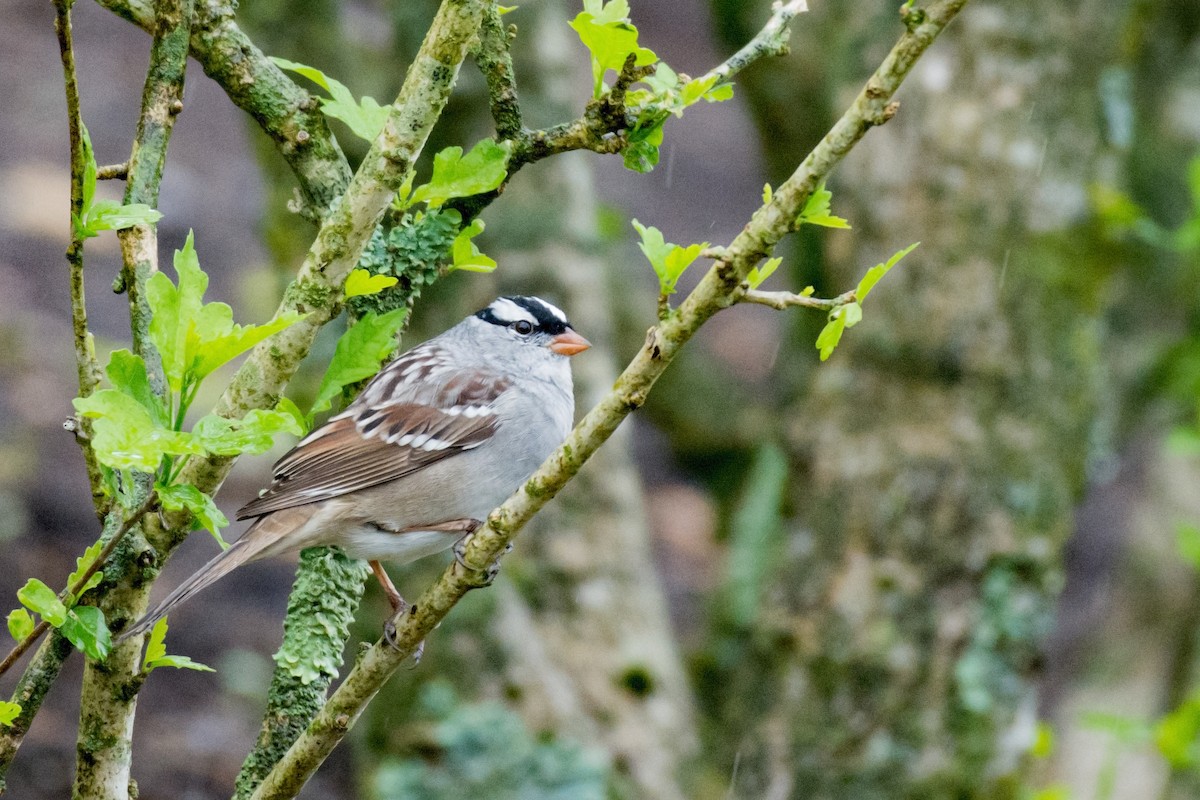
[94,0,353,216]
[247,1,969,797]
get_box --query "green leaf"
[17,579,67,627]
[157,483,230,548]
[762,183,772,204]
[570,4,657,97]
[704,82,734,102]
[623,122,664,173]
[71,124,162,238]
[73,389,203,471]
[191,407,305,457]
[0,702,19,727]
[143,616,169,664]
[842,301,863,328]
[60,606,112,661]
[449,218,497,273]
[80,122,98,219]
[148,232,305,392]
[190,310,307,385]
[631,219,707,294]
[142,617,214,673]
[410,140,512,208]
[147,232,208,393]
[856,242,919,303]
[66,540,106,601]
[746,257,781,290]
[344,269,399,298]
[311,308,409,416]
[815,311,848,362]
[105,350,167,427]
[7,608,34,641]
[798,182,852,229]
[82,200,163,236]
[272,57,391,142]
[275,396,310,435]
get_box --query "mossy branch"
[94,0,353,216]
[70,0,191,794]
[246,1,968,796]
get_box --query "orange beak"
[549,329,591,356]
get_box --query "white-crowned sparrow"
[122,296,589,639]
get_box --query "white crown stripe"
[488,297,539,326]
[530,297,568,323]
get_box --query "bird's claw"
[382,610,425,667]
[453,531,512,588]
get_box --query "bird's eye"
[511,320,534,335]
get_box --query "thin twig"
[54,0,107,518]
[700,0,809,87]
[740,287,855,311]
[0,495,156,680]
[96,162,129,180]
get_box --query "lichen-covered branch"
[473,2,522,140]
[247,2,967,795]
[94,0,352,216]
[231,549,369,800]
[71,0,191,793]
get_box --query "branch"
[740,287,856,311]
[247,1,968,795]
[451,1,805,222]
[54,0,107,518]
[0,497,156,784]
[72,0,190,791]
[96,162,129,180]
[0,496,158,681]
[701,0,808,87]
[473,2,522,140]
[231,549,369,799]
[94,0,352,216]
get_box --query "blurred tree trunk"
[708,1,1128,797]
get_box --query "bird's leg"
[370,559,412,654]
[369,560,405,613]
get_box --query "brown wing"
[236,370,511,519]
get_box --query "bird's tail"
[119,512,304,642]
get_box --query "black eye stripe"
[475,295,570,335]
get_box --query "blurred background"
[3,0,1200,797]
